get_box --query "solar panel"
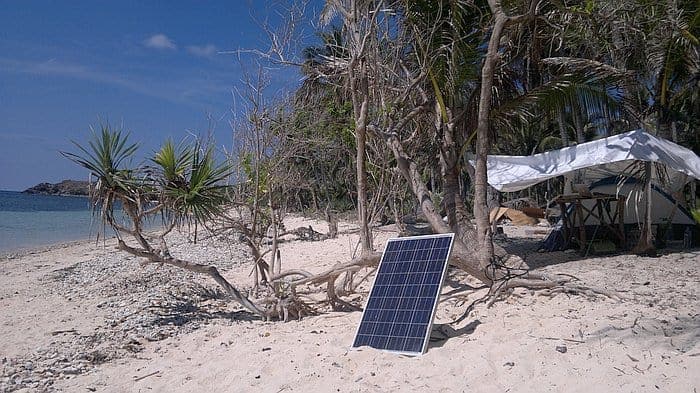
[352,233,455,355]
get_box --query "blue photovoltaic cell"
[352,233,454,355]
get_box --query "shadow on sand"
[429,319,482,349]
[146,296,259,327]
[497,234,695,270]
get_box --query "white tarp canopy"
[486,130,700,192]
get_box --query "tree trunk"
[633,161,656,255]
[353,88,373,254]
[384,131,491,284]
[347,0,373,255]
[572,108,585,143]
[438,110,465,237]
[474,1,508,271]
[557,110,569,146]
[557,111,574,192]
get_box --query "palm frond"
[492,57,633,131]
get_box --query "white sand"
[1,216,698,392]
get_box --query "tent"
[587,177,695,226]
[540,177,696,251]
[482,130,700,250]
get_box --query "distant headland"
[23,180,90,196]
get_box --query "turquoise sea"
[0,190,98,253]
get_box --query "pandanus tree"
[62,125,268,317]
[64,123,377,319]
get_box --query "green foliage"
[62,124,138,198]
[239,150,270,204]
[284,0,700,220]
[569,0,596,14]
[64,124,232,229]
[154,141,232,224]
[404,0,484,107]
[493,57,631,134]
[152,139,192,186]
[692,208,700,224]
[240,151,254,180]
[61,124,140,225]
[280,89,356,212]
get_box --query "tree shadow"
[428,319,482,349]
[497,234,623,270]
[498,227,699,271]
[442,274,488,297]
[145,297,259,327]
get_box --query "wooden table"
[555,193,626,250]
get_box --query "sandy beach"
[1,215,698,392]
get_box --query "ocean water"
[0,190,100,253]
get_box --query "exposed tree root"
[277,253,381,311]
[452,266,623,325]
[283,253,380,287]
[277,216,338,242]
[487,274,622,305]
[259,292,317,322]
[118,237,329,322]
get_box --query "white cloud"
[0,57,180,104]
[186,44,217,58]
[143,34,176,50]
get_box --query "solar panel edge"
[351,233,455,356]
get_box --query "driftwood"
[281,225,325,241]
[114,200,382,321]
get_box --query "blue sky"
[0,1,319,191]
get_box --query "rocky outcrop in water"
[23,180,90,196]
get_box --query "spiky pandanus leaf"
[155,141,232,226]
[61,125,140,225]
[152,139,192,185]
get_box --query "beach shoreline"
[1,215,698,392]
[1,237,96,260]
